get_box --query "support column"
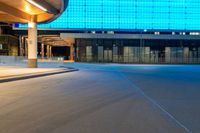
[46,45,50,58]
[21,36,26,56]
[49,46,52,58]
[70,45,74,61]
[19,36,23,56]
[41,43,45,58]
[25,38,28,57]
[28,21,38,68]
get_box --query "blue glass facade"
[17,0,200,31]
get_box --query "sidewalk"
[0,67,78,83]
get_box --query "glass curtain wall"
[75,39,200,64]
[18,0,200,31]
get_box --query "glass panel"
[98,46,103,62]
[86,46,92,62]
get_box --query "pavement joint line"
[116,70,193,133]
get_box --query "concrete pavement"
[0,63,199,133]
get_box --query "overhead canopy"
[40,35,74,47]
[0,0,68,23]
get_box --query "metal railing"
[77,56,200,64]
[0,56,66,67]
[38,57,65,62]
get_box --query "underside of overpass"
[19,35,75,61]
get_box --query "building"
[12,0,200,64]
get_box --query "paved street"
[0,63,200,133]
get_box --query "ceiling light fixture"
[26,0,47,12]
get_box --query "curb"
[0,68,79,83]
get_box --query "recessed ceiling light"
[26,0,47,12]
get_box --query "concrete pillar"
[28,22,38,68]
[46,45,50,58]
[19,36,23,56]
[49,46,52,58]
[46,45,48,57]
[25,38,28,57]
[70,45,74,60]
[22,36,26,56]
[41,43,45,58]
